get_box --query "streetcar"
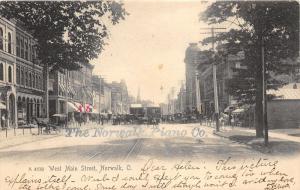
[129,104,161,124]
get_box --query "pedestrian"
[228,113,232,126]
[101,115,104,125]
[1,112,6,129]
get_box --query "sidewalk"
[0,127,59,150]
[0,121,109,150]
[210,124,300,156]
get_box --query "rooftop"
[268,83,300,100]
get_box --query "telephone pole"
[65,69,69,128]
[200,27,226,132]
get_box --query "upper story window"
[21,69,24,86]
[32,74,35,88]
[0,28,3,50]
[25,71,28,86]
[16,66,20,84]
[25,39,28,60]
[38,76,41,89]
[8,66,12,83]
[25,39,29,60]
[31,44,35,61]
[29,72,32,87]
[0,63,3,81]
[8,32,12,54]
[16,36,20,57]
[20,37,24,59]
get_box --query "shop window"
[8,66,12,83]
[0,28,3,50]
[0,63,3,80]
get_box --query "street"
[0,123,264,162]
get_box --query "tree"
[0,1,127,70]
[0,1,127,118]
[201,1,299,137]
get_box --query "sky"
[92,0,212,103]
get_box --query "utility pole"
[65,69,69,128]
[99,76,102,124]
[44,62,49,120]
[200,27,226,132]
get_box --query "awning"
[232,108,244,114]
[67,102,78,112]
[224,106,235,113]
[85,104,93,113]
[0,102,6,109]
[74,102,84,113]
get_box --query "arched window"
[35,75,38,89]
[25,71,28,86]
[8,66,12,83]
[0,28,3,50]
[29,73,32,87]
[25,39,28,60]
[21,69,24,85]
[16,37,20,57]
[33,74,35,88]
[8,32,12,54]
[0,63,3,81]
[39,76,42,89]
[16,66,20,84]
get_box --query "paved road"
[0,123,264,162]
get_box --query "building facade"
[184,43,201,112]
[197,51,245,117]
[0,17,17,128]
[15,21,44,125]
[0,17,45,128]
[92,76,112,114]
[48,62,94,119]
[110,80,129,114]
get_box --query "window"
[16,66,20,84]
[31,45,35,61]
[28,73,32,87]
[38,76,41,89]
[34,75,37,89]
[21,69,24,85]
[21,37,24,59]
[8,66,12,83]
[25,71,28,86]
[25,39,28,60]
[16,36,20,57]
[32,74,35,88]
[0,28,3,50]
[0,63,3,81]
[8,32,12,54]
